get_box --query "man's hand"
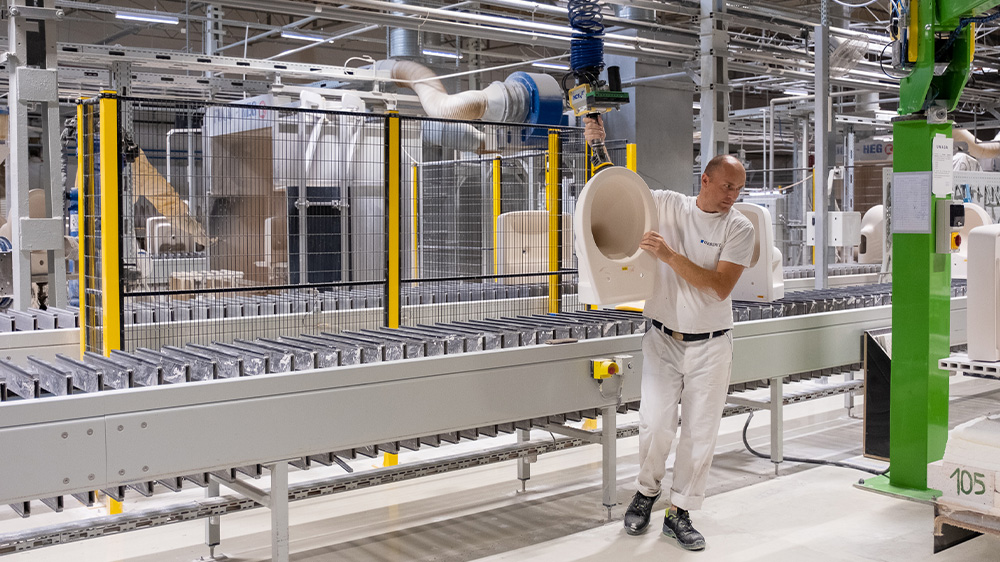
[641,230,746,300]
[639,231,677,264]
[584,114,606,145]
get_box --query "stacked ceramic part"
[858,205,885,265]
[731,202,784,302]
[967,223,1000,362]
[929,414,1000,516]
[574,167,657,305]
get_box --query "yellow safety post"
[99,92,121,356]
[95,491,123,515]
[385,112,401,329]
[971,24,976,61]
[383,452,399,467]
[411,163,419,279]
[492,157,502,278]
[76,103,87,358]
[626,143,638,172]
[546,130,561,314]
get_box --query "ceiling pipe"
[207,0,694,60]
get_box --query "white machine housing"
[574,167,657,305]
[732,202,784,302]
[967,224,1000,362]
[953,202,993,279]
[806,211,862,247]
[858,205,884,265]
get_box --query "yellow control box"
[592,358,619,380]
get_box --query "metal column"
[7,1,68,309]
[699,0,729,165]
[888,118,951,496]
[813,11,831,289]
[845,129,856,214]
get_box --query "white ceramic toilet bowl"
[574,167,657,305]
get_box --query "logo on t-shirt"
[700,239,722,248]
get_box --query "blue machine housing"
[507,71,567,143]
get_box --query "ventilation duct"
[613,5,656,23]
[954,128,1000,160]
[388,0,421,59]
[375,59,562,124]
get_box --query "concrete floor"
[4,376,1000,562]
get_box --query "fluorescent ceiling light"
[783,89,809,96]
[422,49,462,59]
[115,11,179,25]
[532,62,569,71]
[281,30,326,42]
[692,102,701,110]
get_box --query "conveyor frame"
[0,296,969,559]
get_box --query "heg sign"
[858,141,893,159]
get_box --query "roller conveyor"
[0,280,970,548]
[0,281,966,405]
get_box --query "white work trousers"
[635,328,734,511]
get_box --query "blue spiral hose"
[568,0,605,78]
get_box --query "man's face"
[699,161,746,213]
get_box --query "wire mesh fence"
[78,100,104,354]
[80,95,588,352]
[400,116,585,326]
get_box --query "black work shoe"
[623,491,660,535]
[663,508,706,551]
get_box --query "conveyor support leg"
[517,429,531,492]
[601,405,617,519]
[769,376,784,474]
[844,370,855,415]
[270,462,290,562]
[206,480,221,558]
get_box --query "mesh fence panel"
[82,96,589,352]
[78,100,104,354]
[400,116,585,326]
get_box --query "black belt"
[649,319,730,342]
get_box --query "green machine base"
[859,474,942,503]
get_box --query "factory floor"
[5,375,1000,562]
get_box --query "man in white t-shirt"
[585,117,755,551]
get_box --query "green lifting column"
[863,119,952,500]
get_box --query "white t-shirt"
[642,190,755,333]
